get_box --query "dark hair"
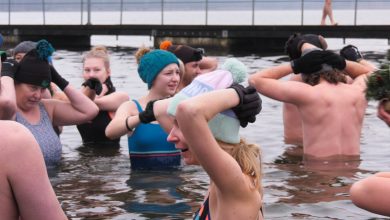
[302,69,347,86]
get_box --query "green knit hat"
[138,49,179,89]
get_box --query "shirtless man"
[0,121,67,219]
[283,35,377,147]
[249,43,372,160]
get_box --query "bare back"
[297,81,367,158]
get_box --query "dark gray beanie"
[13,41,37,57]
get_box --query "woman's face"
[15,83,46,111]
[83,57,110,83]
[152,63,180,96]
[167,121,199,165]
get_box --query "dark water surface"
[50,39,390,219]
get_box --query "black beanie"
[168,45,203,64]
[14,40,54,88]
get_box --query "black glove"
[291,50,327,74]
[324,52,346,70]
[82,78,103,95]
[139,100,158,123]
[340,45,363,62]
[230,84,262,128]
[1,59,18,78]
[50,66,69,90]
[285,33,328,60]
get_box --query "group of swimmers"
[0,32,389,219]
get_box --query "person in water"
[249,42,373,161]
[0,120,67,219]
[152,59,263,219]
[77,45,129,147]
[105,47,181,170]
[349,86,390,217]
[160,40,218,91]
[282,34,377,148]
[2,40,98,167]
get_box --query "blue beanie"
[138,49,179,89]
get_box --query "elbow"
[105,127,116,140]
[86,104,99,121]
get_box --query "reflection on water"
[48,44,390,219]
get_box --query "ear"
[106,68,111,77]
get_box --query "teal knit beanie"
[138,49,179,89]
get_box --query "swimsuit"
[16,102,62,167]
[193,196,211,220]
[77,78,120,146]
[127,100,181,170]
[193,195,264,220]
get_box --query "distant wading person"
[1,40,98,167]
[77,46,129,147]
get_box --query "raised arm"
[0,59,17,120]
[249,64,312,104]
[47,67,98,126]
[199,56,218,74]
[93,91,129,112]
[105,101,139,139]
[175,89,246,192]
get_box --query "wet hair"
[134,46,151,64]
[301,69,347,86]
[83,45,110,70]
[217,138,262,194]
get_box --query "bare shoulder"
[0,121,37,155]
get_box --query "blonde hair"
[83,45,110,70]
[217,138,262,194]
[134,46,151,64]
[178,59,185,80]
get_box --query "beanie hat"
[14,40,54,88]
[160,40,203,64]
[167,58,247,144]
[13,41,37,57]
[138,49,179,89]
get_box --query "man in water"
[249,42,373,161]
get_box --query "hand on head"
[1,59,18,78]
[50,66,69,90]
[230,84,262,127]
[285,33,328,60]
[291,50,346,74]
[340,45,363,62]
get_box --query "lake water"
[45,37,390,219]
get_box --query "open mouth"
[181,148,189,152]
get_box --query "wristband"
[125,116,133,132]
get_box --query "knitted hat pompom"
[160,40,173,51]
[222,58,247,84]
[36,39,54,61]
